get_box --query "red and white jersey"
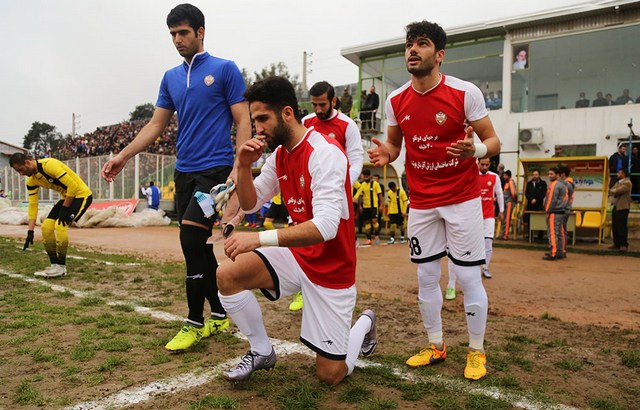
[386,74,488,209]
[478,170,504,219]
[303,110,363,184]
[251,128,356,289]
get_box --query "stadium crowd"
[57,116,179,160]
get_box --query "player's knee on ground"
[316,359,348,386]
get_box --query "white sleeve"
[464,83,489,122]
[494,174,504,212]
[385,96,398,126]
[345,121,364,184]
[247,151,280,213]
[308,144,349,241]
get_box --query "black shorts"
[361,207,378,221]
[174,166,232,226]
[265,202,289,221]
[389,213,404,225]
[49,195,93,222]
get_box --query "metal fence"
[1,153,177,203]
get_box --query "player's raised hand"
[446,126,476,158]
[237,136,266,167]
[367,138,390,166]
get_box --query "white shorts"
[483,218,495,239]
[255,247,356,360]
[407,197,485,266]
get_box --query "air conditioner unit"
[519,128,544,145]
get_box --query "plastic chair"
[580,211,604,244]
[574,212,582,228]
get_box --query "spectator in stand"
[609,144,629,188]
[552,146,565,157]
[360,85,379,130]
[485,92,498,110]
[340,87,353,117]
[615,89,633,105]
[606,93,614,105]
[493,91,502,109]
[575,92,589,108]
[592,91,609,107]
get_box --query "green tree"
[129,103,155,121]
[23,122,63,157]
[242,62,304,98]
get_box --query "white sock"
[218,290,272,356]
[446,258,456,289]
[455,265,488,351]
[417,261,443,346]
[345,314,372,375]
[484,238,493,269]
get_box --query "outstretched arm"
[101,107,174,182]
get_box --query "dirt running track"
[1,224,638,329]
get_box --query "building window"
[511,24,640,112]
[442,38,504,110]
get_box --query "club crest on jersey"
[299,175,305,188]
[204,75,215,86]
[435,112,447,125]
[48,178,54,183]
[328,132,336,138]
[488,181,492,186]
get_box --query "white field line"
[0,269,579,410]
[14,247,142,265]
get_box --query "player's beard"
[407,54,437,78]
[266,116,292,151]
[316,102,333,120]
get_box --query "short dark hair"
[167,3,204,33]
[549,166,560,174]
[405,20,447,51]
[244,76,301,122]
[505,170,512,177]
[619,168,629,177]
[362,169,371,176]
[558,164,571,177]
[309,81,335,100]
[388,181,397,189]
[149,181,155,186]
[9,152,31,167]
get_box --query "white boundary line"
[0,269,578,410]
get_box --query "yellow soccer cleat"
[464,350,488,380]
[406,343,447,367]
[165,324,203,351]
[288,291,304,311]
[201,317,229,338]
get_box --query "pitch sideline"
[0,269,578,410]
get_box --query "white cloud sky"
[0,0,592,147]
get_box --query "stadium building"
[341,0,640,184]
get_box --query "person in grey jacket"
[543,167,567,260]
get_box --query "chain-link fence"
[1,153,176,203]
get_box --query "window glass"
[511,24,640,112]
[442,39,504,110]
